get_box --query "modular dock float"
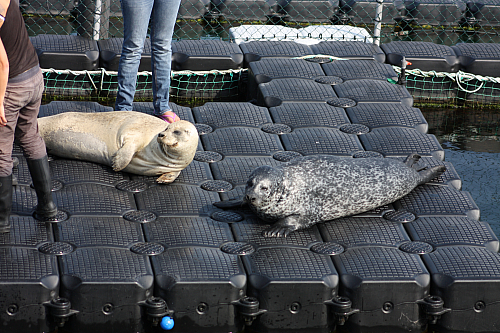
[2,36,500,333]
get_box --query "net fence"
[22,0,500,44]
[42,68,245,107]
[20,0,500,106]
[41,63,500,108]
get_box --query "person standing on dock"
[114,0,182,123]
[0,0,58,232]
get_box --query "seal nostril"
[158,133,164,138]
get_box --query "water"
[421,107,500,237]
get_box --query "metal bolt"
[290,302,301,314]
[474,301,486,312]
[197,302,208,314]
[102,303,114,315]
[382,302,394,313]
[7,304,19,315]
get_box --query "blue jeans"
[115,0,181,115]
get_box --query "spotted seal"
[38,111,198,183]
[214,154,446,237]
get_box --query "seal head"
[245,165,285,220]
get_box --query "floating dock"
[2,33,500,333]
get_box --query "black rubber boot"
[0,174,13,233]
[12,156,19,186]
[26,155,58,220]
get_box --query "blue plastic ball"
[160,316,174,330]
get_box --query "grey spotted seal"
[38,111,198,183]
[214,154,446,237]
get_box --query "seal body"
[38,111,198,183]
[215,154,445,237]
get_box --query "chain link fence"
[19,0,500,106]
[21,0,500,44]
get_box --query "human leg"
[0,114,15,232]
[14,69,57,219]
[150,0,181,116]
[0,174,12,233]
[0,105,17,178]
[13,69,46,161]
[115,0,154,111]
[0,72,24,232]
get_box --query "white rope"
[292,54,349,61]
[172,68,247,76]
[41,67,247,77]
[392,66,500,93]
[455,71,484,93]
[40,64,500,95]
[292,56,498,94]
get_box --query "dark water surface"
[421,107,500,237]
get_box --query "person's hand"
[0,104,6,126]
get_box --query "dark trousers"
[0,66,47,177]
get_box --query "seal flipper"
[157,171,180,184]
[262,225,294,238]
[262,215,308,238]
[112,142,138,171]
[404,153,421,169]
[417,165,447,185]
[213,198,247,209]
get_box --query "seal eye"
[260,185,268,192]
[173,130,181,135]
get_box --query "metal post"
[93,0,102,40]
[77,0,110,40]
[373,0,384,45]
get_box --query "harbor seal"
[38,111,198,183]
[214,154,446,237]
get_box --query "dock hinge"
[232,296,267,326]
[417,295,451,325]
[44,297,79,328]
[325,295,360,325]
[139,296,174,327]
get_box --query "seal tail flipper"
[156,171,180,184]
[404,153,422,170]
[417,165,447,185]
[213,198,247,209]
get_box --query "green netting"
[41,60,500,108]
[41,68,245,106]
[392,66,500,106]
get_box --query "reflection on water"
[422,107,500,237]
